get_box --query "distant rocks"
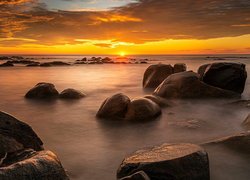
[25,82,85,100]
[97,94,161,121]
[40,61,71,67]
[0,111,68,179]
[198,62,247,94]
[59,88,86,99]
[25,83,59,99]
[154,71,239,99]
[117,143,209,180]
[0,61,14,67]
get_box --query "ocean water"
[0,55,250,179]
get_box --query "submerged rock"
[59,88,86,99]
[0,111,43,151]
[117,143,209,180]
[0,150,69,180]
[154,71,239,99]
[0,62,14,67]
[143,64,173,89]
[203,132,250,154]
[96,93,131,120]
[119,171,150,180]
[125,98,161,121]
[40,61,70,67]
[242,114,250,129]
[198,62,247,94]
[25,82,59,99]
[174,63,187,73]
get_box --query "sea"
[0,54,250,179]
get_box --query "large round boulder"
[174,63,187,73]
[143,64,173,89]
[96,93,131,120]
[0,150,69,180]
[154,71,239,99]
[0,111,43,151]
[198,62,247,94]
[25,82,59,99]
[59,88,86,99]
[117,143,210,180]
[125,98,161,121]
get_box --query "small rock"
[59,88,86,99]
[0,62,14,67]
[174,63,187,73]
[117,143,209,180]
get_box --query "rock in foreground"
[154,71,239,99]
[59,88,86,99]
[174,63,187,73]
[0,150,69,180]
[242,114,250,130]
[119,171,150,180]
[198,62,247,94]
[117,143,209,180]
[25,82,59,99]
[143,64,173,89]
[96,93,131,120]
[125,98,161,121]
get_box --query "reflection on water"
[0,58,250,179]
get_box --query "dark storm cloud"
[1,0,250,45]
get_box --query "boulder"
[25,82,59,99]
[198,62,247,94]
[0,111,43,151]
[125,98,161,121]
[0,150,69,180]
[96,93,131,120]
[242,114,250,129]
[143,64,173,89]
[59,88,86,99]
[154,71,239,99]
[117,143,209,180]
[197,64,210,77]
[119,171,150,180]
[203,132,250,154]
[227,99,250,108]
[174,63,187,73]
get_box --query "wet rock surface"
[119,171,150,180]
[198,62,247,94]
[25,82,59,99]
[117,143,210,180]
[154,71,240,99]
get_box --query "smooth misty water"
[0,55,250,180]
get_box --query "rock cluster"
[0,111,68,179]
[97,93,161,121]
[25,82,85,100]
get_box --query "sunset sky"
[1,0,250,55]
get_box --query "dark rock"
[117,143,209,180]
[7,60,38,65]
[197,64,210,77]
[0,150,69,180]
[59,88,86,99]
[227,99,250,108]
[26,63,40,67]
[154,71,240,99]
[198,62,247,94]
[125,98,161,121]
[242,114,250,130]
[203,132,250,154]
[0,62,14,67]
[174,63,187,73]
[25,82,59,99]
[96,93,131,120]
[40,61,70,67]
[0,56,11,60]
[119,171,150,180]
[143,64,174,89]
[0,111,43,151]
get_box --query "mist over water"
[0,55,250,179]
